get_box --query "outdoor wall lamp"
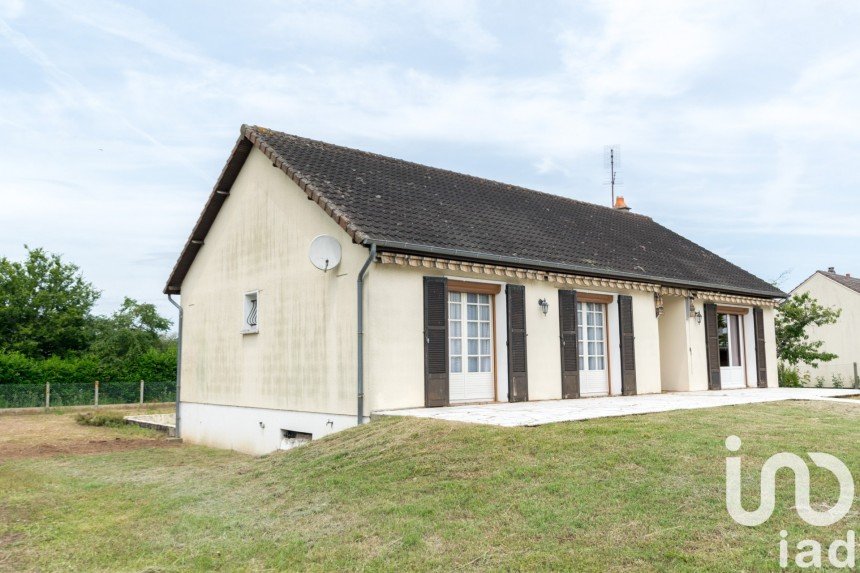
[688,297,703,324]
[538,298,549,316]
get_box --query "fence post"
[854,362,859,389]
[45,382,50,410]
[94,380,99,407]
[140,380,145,406]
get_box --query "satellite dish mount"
[309,235,342,272]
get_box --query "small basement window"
[242,291,259,334]
[280,429,312,450]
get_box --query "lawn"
[1,401,859,572]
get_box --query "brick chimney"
[613,195,631,211]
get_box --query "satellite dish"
[309,235,342,272]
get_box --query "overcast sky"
[1,1,859,321]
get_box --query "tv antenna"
[604,145,621,207]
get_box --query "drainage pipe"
[167,294,183,438]
[356,243,377,425]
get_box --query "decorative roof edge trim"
[378,253,778,307]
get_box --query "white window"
[242,291,259,334]
[449,292,492,374]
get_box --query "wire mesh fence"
[0,380,176,409]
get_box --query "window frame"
[448,291,493,375]
[717,312,744,368]
[242,290,260,334]
[576,301,607,372]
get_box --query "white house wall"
[364,264,662,410]
[763,306,779,387]
[180,147,366,418]
[792,274,859,385]
[180,402,360,456]
[686,301,710,391]
[659,296,690,392]
[680,300,779,392]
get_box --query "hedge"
[0,348,177,386]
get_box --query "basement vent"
[280,429,312,450]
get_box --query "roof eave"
[364,239,787,300]
[163,125,372,294]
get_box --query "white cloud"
[557,1,724,98]
[0,0,24,19]
[411,0,499,55]
[2,0,860,315]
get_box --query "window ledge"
[241,328,259,335]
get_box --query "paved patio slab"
[124,413,176,436]
[375,388,860,427]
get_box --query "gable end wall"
[179,147,366,415]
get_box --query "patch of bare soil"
[0,409,176,460]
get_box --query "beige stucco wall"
[364,264,663,411]
[762,306,779,388]
[631,289,662,395]
[180,147,366,416]
[659,296,690,392]
[792,273,860,386]
[658,298,778,391]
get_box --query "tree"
[775,292,841,367]
[0,246,100,358]
[89,297,174,364]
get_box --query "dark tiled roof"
[820,271,860,294]
[165,125,784,298]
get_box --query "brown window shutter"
[558,290,580,399]
[753,307,768,388]
[506,284,529,402]
[617,295,637,395]
[704,303,721,390]
[423,276,449,407]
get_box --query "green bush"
[0,349,175,386]
[778,363,803,388]
[0,352,43,385]
[831,374,844,389]
[75,411,128,427]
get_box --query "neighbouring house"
[164,125,784,455]
[789,268,860,388]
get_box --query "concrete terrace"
[374,388,860,427]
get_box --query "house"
[164,125,784,455]
[789,268,859,387]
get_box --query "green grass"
[1,401,859,572]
